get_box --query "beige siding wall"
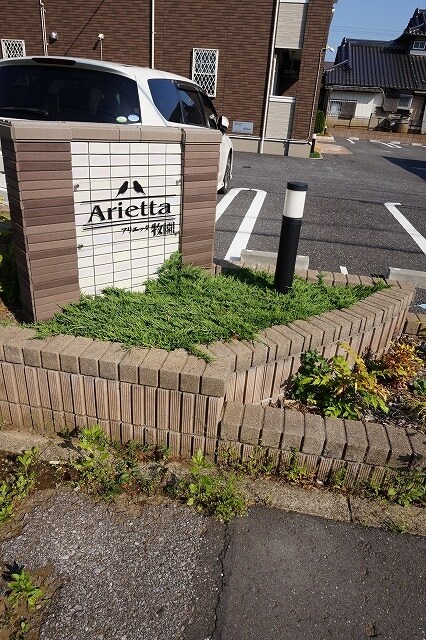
[411,96,425,123]
[276,3,308,49]
[266,99,295,138]
[328,91,382,118]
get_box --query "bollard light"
[274,181,308,294]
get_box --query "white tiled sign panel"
[71,141,182,295]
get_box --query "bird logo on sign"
[115,180,147,198]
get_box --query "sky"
[326,0,422,60]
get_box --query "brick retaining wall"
[0,275,422,484]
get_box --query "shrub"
[288,345,389,419]
[314,110,326,134]
[377,341,423,387]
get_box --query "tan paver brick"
[200,360,230,397]
[220,401,244,441]
[261,406,283,448]
[302,413,326,456]
[364,421,390,466]
[240,404,263,445]
[60,336,94,373]
[139,348,168,387]
[79,341,113,377]
[385,423,413,469]
[41,334,76,370]
[159,349,188,390]
[323,417,346,459]
[119,347,149,384]
[344,419,368,463]
[99,343,127,380]
[282,409,304,451]
[180,355,207,394]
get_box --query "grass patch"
[33,253,385,359]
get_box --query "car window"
[0,64,140,123]
[199,92,218,129]
[148,79,182,123]
[177,87,206,126]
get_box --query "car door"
[176,84,231,191]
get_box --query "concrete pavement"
[215,506,426,640]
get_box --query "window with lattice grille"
[1,39,26,59]
[192,48,219,98]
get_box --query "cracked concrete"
[0,432,426,638]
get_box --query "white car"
[0,56,233,193]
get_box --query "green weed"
[172,449,248,522]
[0,448,39,524]
[69,426,167,499]
[367,470,426,507]
[330,467,347,489]
[219,445,275,476]
[280,449,313,484]
[32,252,385,360]
[411,378,426,396]
[402,396,426,428]
[6,570,44,610]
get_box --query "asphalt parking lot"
[216,138,425,309]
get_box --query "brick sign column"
[0,121,221,322]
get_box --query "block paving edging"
[0,274,423,486]
[219,400,425,484]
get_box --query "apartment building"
[0,0,336,156]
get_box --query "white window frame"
[1,38,26,59]
[192,48,219,98]
[413,40,426,51]
[327,99,357,117]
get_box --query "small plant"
[288,345,389,419]
[69,426,168,499]
[0,448,39,524]
[366,470,426,507]
[219,445,275,476]
[172,450,248,522]
[6,570,44,610]
[310,151,321,159]
[14,618,31,639]
[411,378,426,396]
[330,467,347,490]
[280,449,313,484]
[70,426,140,499]
[402,396,426,429]
[377,341,423,387]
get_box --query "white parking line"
[377,141,401,149]
[384,202,426,254]
[340,266,348,275]
[224,189,267,261]
[346,139,356,144]
[216,188,246,221]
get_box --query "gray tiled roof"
[324,39,426,91]
[403,8,426,35]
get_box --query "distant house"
[323,8,426,134]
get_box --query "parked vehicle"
[0,56,232,193]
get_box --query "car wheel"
[219,155,231,194]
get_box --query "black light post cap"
[287,181,308,192]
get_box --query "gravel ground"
[1,489,224,640]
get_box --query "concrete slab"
[388,267,426,288]
[240,249,309,270]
